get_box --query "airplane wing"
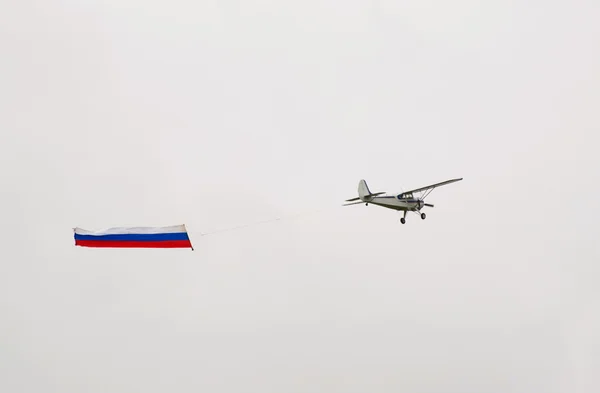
[403,178,463,195]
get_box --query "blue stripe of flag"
[74,232,190,242]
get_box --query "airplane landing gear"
[400,217,406,224]
[421,213,426,220]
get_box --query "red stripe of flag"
[75,240,192,248]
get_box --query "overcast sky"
[2,1,599,392]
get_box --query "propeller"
[417,200,434,209]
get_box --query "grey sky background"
[2,0,599,392]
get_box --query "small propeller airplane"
[343,178,463,224]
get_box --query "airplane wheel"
[421,213,426,220]
[400,218,406,224]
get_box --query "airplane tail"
[358,179,372,200]
[344,179,385,205]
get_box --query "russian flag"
[74,225,193,249]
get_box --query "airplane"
[343,178,463,224]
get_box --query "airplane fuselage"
[361,195,424,211]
